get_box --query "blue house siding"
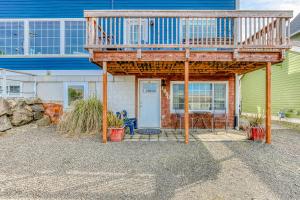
[0,58,99,70]
[0,0,236,70]
[0,0,236,18]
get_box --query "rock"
[30,104,45,112]
[36,115,51,127]
[7,99,17,109]
[11,109,34,126]
[0,98,12,116]
[33,111,44,120]
[0,115,12,132]
[14,99,26,109]
[24,105,33,112]
[25,98,43,105]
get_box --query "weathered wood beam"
[184,61,189,144]
[102,62,108,143]
[266,62,271,144]
[92,51,283,63]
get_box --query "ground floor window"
[0,81,22,97]
[171,81,227,113]
[64,82,88,108]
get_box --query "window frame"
[0,18,88,58]
[170,81,228,114]
[63,82,88,109]
[0,81,23,97]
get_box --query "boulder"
[25,98,43,105]
[0,98,12,116]
[14,99,27,110]
[30,104,45,112]
[33,111,44,120]
[0,115,12,132]
[7,99,17,109]
[11,109,34,126]
[36,115,51,127]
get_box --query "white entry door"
[139,80,161,128]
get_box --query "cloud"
[240,0,300,18]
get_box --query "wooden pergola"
[84,10,293,144]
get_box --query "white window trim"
[0,18,88,58]
[0,82,23,98]
[170,81,228,114]
[63,82,88,109]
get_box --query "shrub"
[58,97,103,135]
[107,112,124,128]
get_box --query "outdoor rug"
[136,129,161,135]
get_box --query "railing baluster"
[171,18,174,45]
[114,17,117,45]
[84,11,292,51]
[167,18,169,45]
[282,18,286,45]
[158,18,160,45]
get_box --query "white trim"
[138,78,161,128]
[23,20,30,56]
[170,81,229,114]
[60,20,65,55]
[63,82,88,109]
[235,74,240,130]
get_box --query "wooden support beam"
[266,62,271,144]
[184,61,189,144]
[102,62,108,143]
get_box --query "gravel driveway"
[0,125,299,200]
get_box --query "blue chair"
[116,110,137,135]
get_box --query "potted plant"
[107,112,125,142]
[248,113,265,141]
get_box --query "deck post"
[184,61,189,144]
[102,61,108,143]
[266,62,271,144]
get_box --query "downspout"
[235,73,240,130]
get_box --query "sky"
[240,0,300,18]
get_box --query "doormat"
[137,129,161,135]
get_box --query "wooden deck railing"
[85,10,293,51]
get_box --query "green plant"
[107,112,124,128]
[248,113,264,127]
[58,97,103,135]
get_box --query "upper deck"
[85,10,293,75]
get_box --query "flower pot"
[108,127,125,142]
[250,127,265,141]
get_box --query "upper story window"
[0,21,24,55]
[65,21,86,54]
[0,19,87,57]
[29,21,60,55]
[181,18,217,43]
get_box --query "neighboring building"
[0,0,293,144]
[241,13,300,118]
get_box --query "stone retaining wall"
[0,98,51,132]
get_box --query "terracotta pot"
[250,127,265,141]
[108,127,125,142]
